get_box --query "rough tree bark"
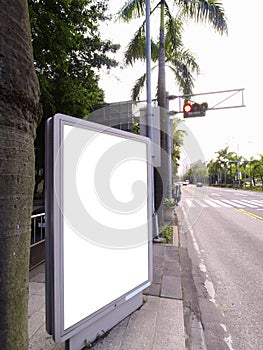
[0,0,41,348]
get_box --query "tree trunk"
[0,1,41,348]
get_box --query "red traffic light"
[183,101,208,118]
[183,103,192,113]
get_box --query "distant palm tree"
[172,117,186,171]
[252,154,263,189]
[215,146,235,184]
[207,159,217,184]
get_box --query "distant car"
[182,181,188,186]
[196,182,203,187]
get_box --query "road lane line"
[212,199,233,207]
[204,199,221,207]
[239,199,262,207]
[236,209,263,222]
[182,203,236,350]
[232,200,258,208]
[181,206,217,305]
[221,199,245,208]
[186,199,196,207]
[194,199,208,207]
[251,200,263,205]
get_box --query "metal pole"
[166,92,172,200]
[146,0,158,238]
[146,0,152,140]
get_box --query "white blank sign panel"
[53,115,152,332]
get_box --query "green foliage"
[29,0,120,197]
[118,0,228,100]
[29,0,120,119]
[181,0,228,35]
[118,0,146,22]
[131,121,140,134]
[163,197,176,207]
[83,339,93,348]
[131,73,147,100]
[160,225,173,244]
[242,186,263,192]
[207,148,263,190]
[183,161,208,183]
[172,118,186,170]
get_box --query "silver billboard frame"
[45,114,153,346]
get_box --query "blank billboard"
[45,114,152,342]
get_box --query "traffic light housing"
[183,102,208,118]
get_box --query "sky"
[99,0,263,166]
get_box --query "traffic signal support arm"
[172,88,245,117]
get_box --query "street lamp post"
[146,0,159,238]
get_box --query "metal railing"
[31,212,45,246]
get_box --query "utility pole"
[166,92,173,200]
[146,0,159,237]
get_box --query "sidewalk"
[28,227,186,350]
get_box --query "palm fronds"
[131,73,147,100]
[117,0,146,22]
[178,0,228,34]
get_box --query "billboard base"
[65,292,143,350]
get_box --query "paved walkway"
[29,227,185,350]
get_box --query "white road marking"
[204,199,221,207]
[182,206,235,349]
[205,279,216,304]
[251,199,263,205]
[212,199,233,208]
[184,197,263,209]
[232,200,258,208]
[194,199,208,207]
[241,199,263,207]
[186,199,196,207]
[221,321,236,349]
[220,199,245,208]
[211,193,221,196]
[199,260,207,273]
[224,335,235,350]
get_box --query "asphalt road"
[177,185,263,350]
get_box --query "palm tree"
[215,147,227,184]
[172,117,186,173]
[215,146,236,184]
[118,2,200,100]
[0,1,41,348]
[118,0,227,188]
[118,1,227,222]
[248,156,255,187]
[118,0,227,104]
[252,154,263,189]
[207,159,217,184]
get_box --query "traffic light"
[183,102,208,118]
